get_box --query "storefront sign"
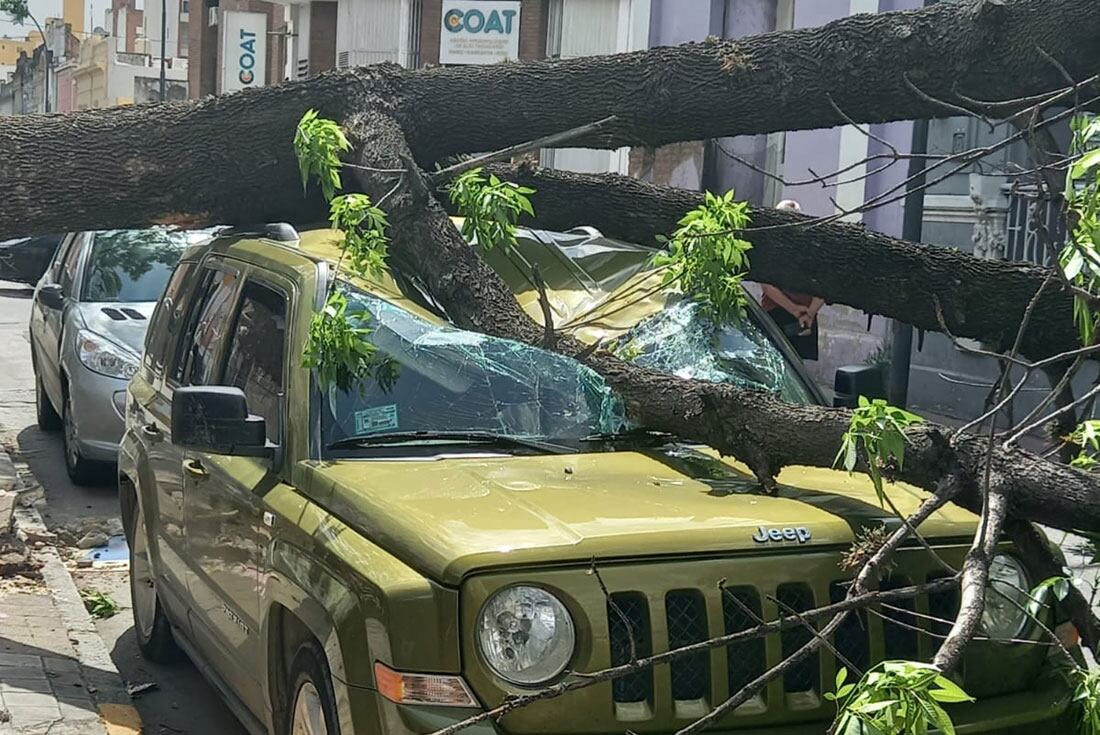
[440,1,521,65]
[220,10,267,93]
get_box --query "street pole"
[159,0,167,101]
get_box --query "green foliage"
[834,396,924,505]
[1061,115,1100,346]
[294,109,350,201]
[329,193,389,280]
[301,290,397,393]
[650,190,753,324]
[80,589,120,619]
[1027,575,1072,618]
[448,168,535,252]
[828,662,973,735]
[1068,419,1100,470]
[0,0,31,23]
[1075,669,1100,735]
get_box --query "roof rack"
[222,223,300,243]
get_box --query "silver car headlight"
[477,585,575,686]
[76,330,139,380]
[982,554,1031,640]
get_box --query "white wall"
[335,0,415,68]
[144,0,182,60]
[542,0,650,174]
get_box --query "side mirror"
[36,283,64,310]
[833,365,885,408]
[171,386,271,457]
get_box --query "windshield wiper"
[579,428,676,445]
[328,431,573,454]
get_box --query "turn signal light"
[374,661,479,708]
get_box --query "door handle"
[183,458,208,479]
[141,423,162,440]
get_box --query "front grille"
[666,590,709,701]
[722,586,766,696]
[607,593,652,703]
[601,557,969,723]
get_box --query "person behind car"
[759,199,824,361]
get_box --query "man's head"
[777,199,802,212]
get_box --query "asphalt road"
[0,280,246,735]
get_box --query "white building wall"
[542,0,650,174]
[335,0,415,68]
[144,0,182,60]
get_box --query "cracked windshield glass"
[321,284,628,451]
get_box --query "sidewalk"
[0,448,140,734]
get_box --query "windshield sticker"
[354,405,399,435]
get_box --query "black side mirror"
[171,386,270,457]
[833,365,885,408]
[36,283,64,310]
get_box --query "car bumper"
[350,652,1077,735]
[67,362,127,463]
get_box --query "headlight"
[982,554,1031,640]
[77,330,139,380]
[477,585,575,686]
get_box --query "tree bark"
[396,0,1100,163]
[348,114,1100,541]
[2,0,1099,240]
[488,163,1081,361]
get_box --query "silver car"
[29,229,202,484]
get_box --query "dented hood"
[309,447,977,585]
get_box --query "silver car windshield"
[81,230,194,303]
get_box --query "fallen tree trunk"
[351,112,1100,539]
[489,163,1081,361]
[2,0,1098,240]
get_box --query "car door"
[30,233,83,408]
[147,262,242,613]
[183,273,292,720]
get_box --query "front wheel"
[62,392,99,485]
[35,372,61,431]
[281,642,341,735]
[129,501,182,663]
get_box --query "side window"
[222,281,287,443]
[143,262,195,372]
[47,234,75,282]
[171,267,239,386]
[58,234,85,294]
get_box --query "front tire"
[35,372,61,431]
[62,391,98,485]
[129,500,182,663]
[281,642,341,735]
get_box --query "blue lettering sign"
[238,28,257,85]
[443,6,517,35]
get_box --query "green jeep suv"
[118,224,1077,735]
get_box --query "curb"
[4,457,142,735]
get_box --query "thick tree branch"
[491,163,1080,362]
[396,0,1100,162]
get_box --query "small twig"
[904,73,996,132]
[430,116,618,184]
[768,592,863,677]
[589,559,637,663]
[531,263,556,348]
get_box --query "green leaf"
[1073,149,1100,182]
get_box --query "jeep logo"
[752,526,812,544]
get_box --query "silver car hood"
[71,302,155,356]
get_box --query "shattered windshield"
[617,299,814,405]
[320,285,627,453]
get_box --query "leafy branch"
[827,662,973,735]
[1060,115,1100,345]
[294,109,351,201]
[293,110,395,392]
[650,190,753,323]
[835,396,924,504]
[448,168,535,252]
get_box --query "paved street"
[0,281,245,734]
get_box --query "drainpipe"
[886,0,935,408]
